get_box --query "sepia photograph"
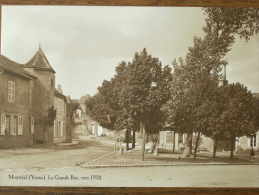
[0,5,259,189]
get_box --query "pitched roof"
[0,55,36,80]
[24,47,56,73]
[54,89,67,101]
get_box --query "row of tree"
[85,7,259,160]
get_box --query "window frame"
[17,116,23,135]
[8,81,15,102]
[1,114,6,135]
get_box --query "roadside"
[80,135,259,168]
[0,125,258,170]
[0,125,114,171]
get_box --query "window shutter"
[31,117,34,134]
[12,82,15,102]
[18,116,23,135]
[60,122,63,137]
[1,114,6,135]
[53,121,57,137]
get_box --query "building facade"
[0,55,35,148]
[53,85,67,144]
[1,46,67,148]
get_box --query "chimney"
[57,84,63,94]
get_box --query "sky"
[1,6,259,99]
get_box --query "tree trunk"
[230,136,235,160]
[190,133,193,156]
[213,139,217,158]
[194,131,201,158]
[181,134,192,158]
[132,129,135,149]
[173,131,176,153]
[126,129,129,151]
[142,123,146,161]
[154,132,159,156]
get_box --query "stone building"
[54,85,67,144]
[23,47,56,144]
[0,46,67,148]
[0,55,36,148]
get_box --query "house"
[1,46,68,148]
[53,85,67,144]
[0,55,36,148]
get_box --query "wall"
[0,73,33,148]
[236,131,259,155]
[53,95,66,144]
[24,68,55,144]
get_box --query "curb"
[82,162,259,169]
[82,151,114,167]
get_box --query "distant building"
[54,85,67,144]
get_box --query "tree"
[42,106,56,144]
[203,7,259,42]
[218,83,259,159]
[169,58,220,158]
[85,92,117,131]
[117,48,172,160]
[165,7,259,158]
[66,101,81,143]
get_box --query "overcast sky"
[2,6,259,99]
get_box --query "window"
[54,121,57,137]
[1,114,6,135]
[60,121,63,137]
[50,79,54,87]
[58,100,61,114]
[250,134,257,148]
[54,121,62,138]
[29,90,32,108]
[8,81,15,102]
[10,116,18,135]
[5,115,11,135]
[18,116,23,135]
[30,117,34,134]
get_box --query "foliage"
[221,83,259,138]
[85,92,118,130]
[203,7,259,41]
[218,83,259,158]
[116,48,172,134]
[44,106,57,127]
[164,7,259,157]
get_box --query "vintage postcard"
[0,6,258,187]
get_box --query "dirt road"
[0,125,114,170]
[0,124,258,187]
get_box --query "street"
[0,125,114,170]
[0,124,258,187]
